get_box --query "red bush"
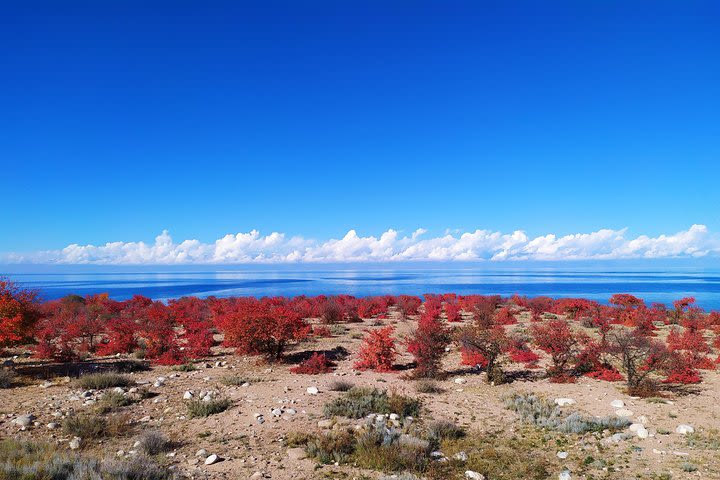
[407,303,450,377]
[460,347,488,367]
[291,353,334,374]
[586,366,624,382]
[354,326,397,372]
[494,306,517,325]
[444,302,462,322]
[216,297,311,361]
[532,319,586,380]
[0,278,40,350]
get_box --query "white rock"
[637,427,649,439]
[69,437,81,450]
[47,422,58,430]
[559,471,571,480]
[12,414,35,428]
[183,391,194,400]
[676,424,695,435]
[113,387,125,394]
[306,386,319,395]
[615,409,633,417]
[554,398,576,407]
[454,451,468,461]
[271,408,283,417]
[629,423,643,432]
[285,408,297,415]
[610,400,625,408]
[557,451,568,459]
[204,454,219,465]
[454,378,467,384]
[196,449,207,457]
[465,471,485,480]
[389,413,399,421]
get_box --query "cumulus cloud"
[3,225,720,265]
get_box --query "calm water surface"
[7,267,720,309]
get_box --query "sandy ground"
[1,314,719,480]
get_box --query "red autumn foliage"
[0,278,40,351]
[407,302,450,377]
[460,347,488,367]
[396,295,422,316]
[291,353,334,374]
[532,319,586,380]
[357,296,392,319]
[354,326,397,372]
[216,297,311,361]
[494,306,517,325]
[444,302,462,322]
[585,366,624,382]
[168,296,214,359]
[553,298,598,320]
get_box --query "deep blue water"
[6,267,720,310]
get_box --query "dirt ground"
[1,314,719,480]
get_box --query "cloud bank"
[3,225,719,265]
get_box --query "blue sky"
[2,1,719,263]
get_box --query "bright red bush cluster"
[354,326,397,372]
[2,279,719,393]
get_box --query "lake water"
[6,266,720,310]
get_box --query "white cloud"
[4,225,720,264]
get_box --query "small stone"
[113,387,125,394]
[454,378,467,384]
[676,424,695,435]
[559,471,571,480]
[557,451,568,459]
[139,416,152,422]
[183,391,194,400]
[250,473,264,479]
[196,449,207,457]
[615,409,633,417]
[610,400,625,408]
[637,427,649,439]
[47,422,58,430]
[554,398,575,407]
[454,451,468,461]
[465,471,485,480]
[389,413,399,421]
[285,408,296,415]
[317,419,333,429]
[287,447,307,460]
[13,414,35,428]
[306,386,319,395]
[629,423,643,432]
[271,408,283,417]
[69,437,81,450]
[204,454,219,465]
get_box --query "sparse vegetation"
[96,391,134,413]
[324,388,420,419]
[186,397,232,418]
[0,439,171,480]
[329,379,354,392]
[137,430,173,456]
[505,393,630,434]
[414,379,444,394]
[62,413,132,439]
[75,372,132,390]
[0,369,15,388]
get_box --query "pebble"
[559,471,571,480]
[196,449,207,457]
[69,437,81,450]
[637,427,649,439]
[306,386,319,395]
[676,424,695,435]
[271,408,283,417]
[465,471,485,480]
[47,422,58,430]
[557,451,568,459]
[454,451,468,461]
[183,391,194,400]
[615,409,633,417]
[12,414,35,428]
[554,398,576,407]
[610,400,625,408]
[454,378,467,384]
[204,454,219,465]
[317,419,333,429]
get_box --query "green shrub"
[324,388,419,419]
[96,391,134,413]
[62,414,132,439]
[186,398,232,418]
[505,393,629,434]
[75,373,131,390]
[0,439,171,480]
[305,430,356,464]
